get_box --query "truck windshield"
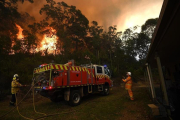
[104,67,111,77]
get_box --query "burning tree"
[39,1,89,55]
[13,24,60,55]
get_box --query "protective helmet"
[127,72,131,76]
[13,74,19,81]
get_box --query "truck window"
[104,67,111,77]
[104,67,108,75]
[97,66,102,73]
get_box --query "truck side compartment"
[33,63,112,106]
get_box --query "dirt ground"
[0,80,158,120]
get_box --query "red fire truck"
[33,61,112,106]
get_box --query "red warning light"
[49,86,52,89]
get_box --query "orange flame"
[14,24,58,55]
[40,33,58,54]
[39,27,58,54]
[15,24,24,40]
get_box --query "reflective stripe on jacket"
[11,80,22,94]
[124,76,132,90]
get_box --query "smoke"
[17,0,163,32]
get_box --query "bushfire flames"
[16,24,24,40]
[40,27,58,55]
[15,24,58,55]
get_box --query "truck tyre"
[103,85,109,96]
[69,90,81,106]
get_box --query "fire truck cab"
[33,62,112,106]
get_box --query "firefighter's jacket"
[123,76,132,90]
[11,80,22,94]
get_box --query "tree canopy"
[0,0,158,97]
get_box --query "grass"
[0,84,153,120]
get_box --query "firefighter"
[9,74,22,106]
[122,72,134,100]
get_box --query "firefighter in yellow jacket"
[9,74,22,106]
[122,72,134,100]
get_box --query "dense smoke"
[17,0,163,32]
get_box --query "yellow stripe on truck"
[64,65,68,70]
[76,67,79,71]
[92,73,94,77]
[55,65,59,69]
[51,65,54,69]
[60,65,64,70]
[72,67,75,71]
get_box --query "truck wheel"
[69,90,81,106]
[103,85,109,96]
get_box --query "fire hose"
[0,80,47,119]
[0,79,77,120]
[1,75,98,120]
[15,93,33,120]
[15,80,47,120]
[32,81,47,116]
[0,82,34,119]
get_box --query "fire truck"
[33,61,113,106]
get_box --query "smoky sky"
[17,0,163,32]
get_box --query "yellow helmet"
[13,74,19,81]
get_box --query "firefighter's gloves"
[122,79,126,82]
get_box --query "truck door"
[95,66,105,84]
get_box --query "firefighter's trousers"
[127,89,134,100]
[10,94,16,105]
[125,83,134,100]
